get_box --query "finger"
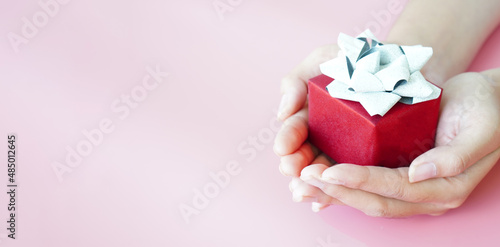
[300,165,447,217]
[318,183,446,217]
[410,114,500,182]
[274,107,309,156]
[481,68,500,84]
[315,163,458,204]
[311,202,330,212]
[308,152,336,168]
[279,142,319,177]
[298,156,336,183]
[292,181,318,202]
[289,177,302,192]
[300,162,345,207]
[290,178,344,205]
[300,163,330,180]
[409,73,500,182]
[300,149,500,217]
[278,45,339,121]
[278,77,307,122]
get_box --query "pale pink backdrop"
[1,0,500,246]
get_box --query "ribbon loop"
[319,29,441,116]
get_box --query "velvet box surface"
[308,74,442,168]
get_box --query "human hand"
[274,44,341,212]
[274,44,338,173]
[276,60,500,216]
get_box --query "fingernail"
[304,178,325,189]
[293,193,316,203]
[277,94,289,119]
[312,202,327,212]
[323,178,345,185]
[410,162,437,182]
[279,163,290,177]
[273,142,282,157]
[289,179,300,191]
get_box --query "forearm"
[386,0,500,86]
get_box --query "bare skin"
[275,0,500,216]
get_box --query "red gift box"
[308,74,442,168]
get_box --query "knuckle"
[448,149,470,176]
[388,184,408,201]
[322,184,342,199]
[352,166,371,189]
[338,164,371,190]
[408,192,432,203]
[382,169,423,202]
[443,197,467,210]
[437,177,469,210]
[385,170,408,199]
[286,114,308,129]
[365,200,391,218]
[300,143,315,162]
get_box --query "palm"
[277,58,500,216]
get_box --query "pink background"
[1,0,500,246]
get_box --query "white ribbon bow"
[320,29,441,116]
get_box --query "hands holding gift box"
[308,30,442,169]
[274,0,500,217]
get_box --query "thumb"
[408,125,500,183]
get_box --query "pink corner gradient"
[1,0,499,246]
